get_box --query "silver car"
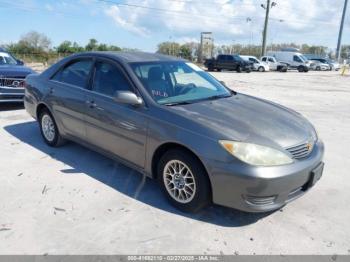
[24,52,324,213]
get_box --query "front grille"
[285,142,313,159]
[0,77,25,88]
[244,195,277,206]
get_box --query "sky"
[1,0,349,52]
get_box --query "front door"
[84,59,148,168]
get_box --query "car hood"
[170,94,315,149]
[0,65,35,77]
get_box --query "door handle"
[85,100,95,108]
[85,100,103,110]
[49,87,54,94]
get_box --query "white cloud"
[45,4,53,11]
[105,5,150,36]
[101,0,348,46]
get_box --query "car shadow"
[4,121,275,227]
[0,102,24,111]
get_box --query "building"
[199,32,214,62]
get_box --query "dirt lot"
[0,71,349,255]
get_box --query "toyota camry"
[24,52,324,212]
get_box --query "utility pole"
[261,1,277,57]
[336,0,348,62]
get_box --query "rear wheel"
[298,66,304,72]
[158,149,211,213]
[236,65,242,73]
[39,109,66,147]
[316,66,321,71]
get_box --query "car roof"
[73,51,186,63]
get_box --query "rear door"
[227,55,236,70]
[48,58,93,139]
[84,58,148,168]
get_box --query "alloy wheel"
[41,114,56,142]
[163,160,196,203]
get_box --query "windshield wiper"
[162,101,193,106]
[206,93,233,101]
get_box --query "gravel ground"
[0,71,349,255]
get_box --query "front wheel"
[158,149,211,213]
[39,109,66,147]
[236,65,242,73]
[258,66,265,72]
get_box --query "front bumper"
[0,86,25,103]
[207,140,324,212]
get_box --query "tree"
[19,31,51,51]
[85,38,98,51]
[179,45,192,60]
[56,41,84,53]
[157,42,181,56]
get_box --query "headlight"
[219,140,293,166]
[311,128,318,142]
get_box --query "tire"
[236,65,242,73]
[39,108,66,147]
[258,66,265,72]
[207,65,214,72]
[298,66,304,72]
[217,68,222,72]
[316,66,321,71]
[157,149,211,213]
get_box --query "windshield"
[130,61,232,105]
[0,54,18,65]
[300,55,308,62]
[234,55,244,62]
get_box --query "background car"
[261,56,288,72]
[314,58,340,71]
[267,51,310,72]
[0,51,35,103]
[240,55,270,72]
[309,60,330,71]
[204,54,253,73]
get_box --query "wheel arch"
[151,142,212,193]
[36,102,51,119]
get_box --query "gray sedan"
[24,52,324,213]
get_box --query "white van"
[240,56,269,72]
[267,51,310,72]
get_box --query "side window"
[218,55,226,61]
[227,56,234,61]
[92,61,132,97]
[293,55,302,62]
[52,60,93,88]
[261,57,267,62]
[268,58,274,62]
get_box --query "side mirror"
[114,91,143,106]
[17,59,24,65]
